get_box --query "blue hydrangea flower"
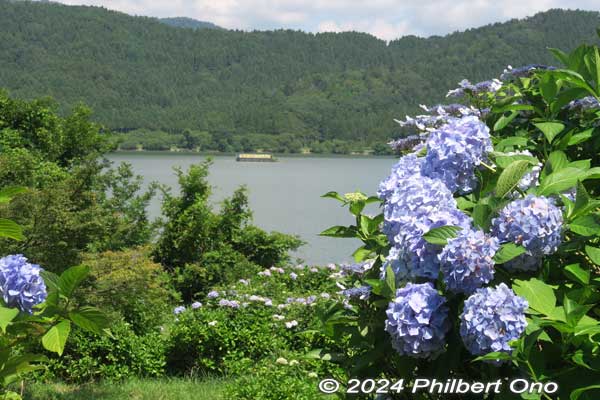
[500,64,556,81]
[191,302,202,309]
[567,96,600,112]
[421,116,493,194]
[0,254,47,314]
[385,283,450,359]
[446,79,502,97]
[491,195,563,271]
[382,172,459,242]
[439,229,499,294]
[173,306,186,315]
[339,260,374,276]
[388,135,425,153]
[218,299,240,308]
[460,283,528,356]
[341,286,371,300]
[378,154,423,202]
[207,290,219,299]
[383,208,472,280]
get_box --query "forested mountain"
[159,17,221,30]
[0,0,599,149]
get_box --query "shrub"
[43,322,166,383]
[77,247,178,334]
[165,305,288,376]
[223,356,326,400]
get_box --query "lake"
[107,153,396,265]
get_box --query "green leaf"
[40,270,60,292]
[496,160,531,197]
[320,191,345,203]
[493,243,526,264]
[492,153,538,169]
[568,128,594,146]
[534,122,564,144]
[573,181,591,216]
[585,245,600,265]
[570,215,600,236]
[472,204,492,230]
[0,187,26,204]
[349,200,365,216]
[319,225,356,238]
[0,219,24,241]
[352,247,371,262]
[69,307,108,335]
[0,307,19,333]
[493,111,518,131]
[456,197,475,210]
[513,278,557,316]
[42,320,71,356]
[570,385,600,400]
[472,352,512,363]
[564,263,590,285]
[495,136,529,151]
[422,225,461,246]
[384,264,396,297]
[539,72,558,102]
[58,265,90,298]
[584,167,600,180]
[543,150,568,176]
[537,167,586,196]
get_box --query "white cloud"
[53,0,600,39]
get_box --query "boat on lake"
[236,153,276,162]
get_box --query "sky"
[53,0,600,41]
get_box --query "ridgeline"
[1,1,599,152]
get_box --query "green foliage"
[42,322,166,383]
[154,162,301,300]
[165,306,289,376]
[223,356,326,400]
[76,248,178,334]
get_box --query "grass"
[21,378,225,400]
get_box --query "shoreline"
[109,150,397,159]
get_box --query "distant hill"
[0,0,599,146]
[159,17,221,30]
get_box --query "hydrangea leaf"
[564,263,591,285]
[496,160,531,197]
[0,307,19,333]
[570,384,600,400]
[69,307,109,335]
[493,111,518,131]
[58,265,90,298]
[568,128,594,146]
[495,136,529,152]
[542,150,568,177]
[584,245,600,265]
[0,219,24,241]
[534,122,564,143]
[319,225,356,238]
[422,225,461,246]
[0,187,26,204]
[537,167,586,196]
[570,215,600,236]
[512,278,556,316]
[493,243,526,264]
[42,320,71,356]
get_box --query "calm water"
[107,153,395,265]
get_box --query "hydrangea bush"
[316,42,600,399]
[0,187,107,399]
